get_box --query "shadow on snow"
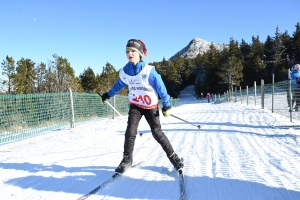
[1,162,300,199]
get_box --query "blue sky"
[1,0,299,77]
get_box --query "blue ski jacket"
[107,61,171,107]
[290,69,300,89]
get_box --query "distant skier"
[206,93,211,103]
[101,39,184,173]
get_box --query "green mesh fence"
[216,80,300,123]
[0,93,180,144]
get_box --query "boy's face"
[126,48,140,64]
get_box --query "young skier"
[101,39,184,174]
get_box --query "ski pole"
[105,100,123,117]
[171,114,201,129]
[97,93,122,117]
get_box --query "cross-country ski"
[78,161,144,200]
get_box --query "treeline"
[1,54,128,95]
[152,23,300,97]
[1,23,300,98]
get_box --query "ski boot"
[115,155,133,173]
[168,152,184,174]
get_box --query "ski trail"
[252,132,300,192]
[1,87,300,200]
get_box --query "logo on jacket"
[129,79,140,85]
[141,74,147,80]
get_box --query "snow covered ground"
[1,86,300,200]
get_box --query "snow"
[170,38,228,60]
[1,85,300,200]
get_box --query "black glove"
[296,78,300,84]
[162,106,171,117]
[101,92,110,102]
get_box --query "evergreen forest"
[1,23,300,98]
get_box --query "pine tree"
[79,67,97,93]
[52,54,76,92]
[99,62,121,94]
[13,58,36,94]
[44,63,58,93]
[292,22,300,63]
[263,35,276,82]
[168,62,181,98]
[194,54,206,98]
[240,39,252,86]
[36,62,47,93]
[277,30,292,80]
[217,54,243,93]
[180,58,196,89]
[242,36,265,86]
[216,38,244,92]
[273,26,286,78]
[205,43,221,92]
[1,56,15,94]
[228,38,244,61]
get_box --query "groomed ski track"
[1,86,300,199]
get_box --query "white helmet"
[293,64,300,70]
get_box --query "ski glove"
[296,78,300,84]
[162,106,171,117]
[101,92,110,103]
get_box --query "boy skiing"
[101,39,184,174]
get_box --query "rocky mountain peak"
[170,38,228,60]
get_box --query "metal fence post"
[261,79,264,109]
[254,81,257,106]
[235,87,237,102]
[226,91,229,102]
[272,74,274,113]
[288,69,293,122]
[240,86,242,104]
[246,86,248,106]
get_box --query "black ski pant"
[123,104,174,157]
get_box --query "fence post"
[235,87,237,102]
[240,86,242,104]
[272,73,275,113]
[261,79,264,109]
[254,81,257,106]
[246,86,248,106]
[288,69,293,122]
[226,91,229,102]
[69,87,75,128]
